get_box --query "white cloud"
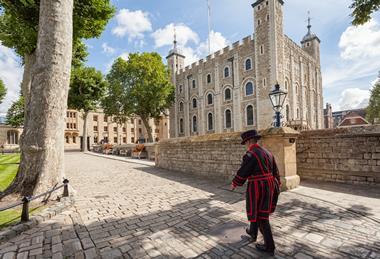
[119,52,129,61]
[151,23,199,48]
[197,30,230,57]
[339,20,380,60]
[102,42,116,55]
[112,9,152,40]
[337,88,370,111]
[0,44,23,116]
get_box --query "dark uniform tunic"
[232,143,281,222]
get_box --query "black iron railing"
[0,179,69,222]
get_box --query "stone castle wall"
[297,126,380,185]
[156,133,245,181]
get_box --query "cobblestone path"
[1,153,379,258]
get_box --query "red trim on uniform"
[248,143,260,151]
[235,175,247,180]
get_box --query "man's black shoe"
[255,244,275,256]
[245,228,257,242]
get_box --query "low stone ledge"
[0,196,74,243]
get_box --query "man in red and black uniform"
[231,130,281,256]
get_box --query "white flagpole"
[207,0,211,54]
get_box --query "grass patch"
[0,205,45,229]
[0,153,20,191]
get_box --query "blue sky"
[1,0,380,116]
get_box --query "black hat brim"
[241,135,262,145]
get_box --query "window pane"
[208,94,213,105]
[246,82,254,96]
[224,67,229,77]
[208,113,213,130]
[226,110,232,128]
[247,106,254,125]
[246,59,252,70]
[225,89,231,100]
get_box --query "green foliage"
[5,96,25,128]
[104,53,175,141]
[366,77,380,124]
[68,66,107,113]
[0,0,115,58]
[0,79,6,104]
[351,0,380,25]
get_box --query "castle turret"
[166,32,185,85]
[253,0,285,129]
[166,30,185,138]
[301,14,321,63]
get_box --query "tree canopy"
[366,75,380,124]
[0,79,6,104]
[351,0,380,25]
[68,66,107,113]
[5,96,24,128]
[104,53,175,142]
[0,0,115,60]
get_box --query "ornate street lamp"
[269,83,288,128]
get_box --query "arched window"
[246,105,254,126]
[224,67,230,78]
[192,79,196,88]
[286,105,290,122]
[7,131,18,145]
[224,88,232,101]
[179,102,184,112]
[245,82,254,96]
[285,80,289,91]
[192,98,197,109]
[208,113,214,131]
[179,85,183,94]
[207,74,212,84]
[179,118,184,134]
[297,108,300,119]
[225,110,232,129]
[207,93,213,105]
[245,59,252,70]
[192,116,197,133]
[295,83,299,94]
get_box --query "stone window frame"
[192,97,198,109]
[207,73,212,84]
[192,79,196,89]
[245,81,255,97]
[192,115,198,133]
[179,84,183,94]
[285,104,290,122]
[224,66,231,78]
[224,108,233,129]
[179,101,184,112]
[244,58,253,71]
[224,86,233,102]
[179,118,184,134]
[7,130,19,145]
[245,104,255,126]
[260,45,264,55]
[207,112,214,131]
[206,92,214,106]
[285,78,290,91]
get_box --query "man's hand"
[230,183,236,191]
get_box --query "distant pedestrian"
[0,143,4,155]
[231,130,281,256]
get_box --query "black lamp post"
[269,83,288,128]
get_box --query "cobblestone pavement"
[1,153,380,259]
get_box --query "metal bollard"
[21,196,30,222]
[63,179,69,197]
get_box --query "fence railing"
[0,179,69,223]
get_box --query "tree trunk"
[141,117,153,143]
[2,0,73,198]
[82,112,88,152]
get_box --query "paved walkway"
[0,153,379,258]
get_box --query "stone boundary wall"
[297,126,380,185]
[156,133,245,181]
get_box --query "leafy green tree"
[68,66,107,151]
[5,96,24,128]
[0,79,6,104]
[366,76,380,124]
[351,0,380,25]
[105,54,175,143]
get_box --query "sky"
[0,0,380,117]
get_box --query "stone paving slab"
[0,153,379,258]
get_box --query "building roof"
[338,111,370,127]
[301,15,320,44]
